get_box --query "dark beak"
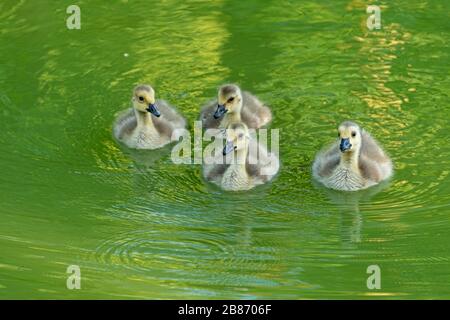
[223,140,235,156]
[146,103,161,117]
[340,138,352,152]
[214,104,228,119]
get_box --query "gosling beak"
[340,138,352,152]
[223,140,236,156]
[146,103,161,117]
[214,104,228,119]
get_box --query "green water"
[1,0,449,299]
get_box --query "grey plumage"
[114,100,185,142]
[203,131,279,190]
[113,84,186,150]
[152,100,187,136]
[312,123,393,191]
[199,91,272,129]
[199,99,222,129]
[113,108,136,140]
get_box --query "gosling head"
[131,84,160,117]
[223,122,250,156]
[337,121,362,153]
[214,84,243,119]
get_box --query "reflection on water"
[0,0,449,299]
[314,179,391,243]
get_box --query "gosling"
[203,123,279,191]
[113,85,186,149]
[312,121,393,191]
[199,84,272,129]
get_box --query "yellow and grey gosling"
[199,84,272,129]
[203,123,279,191]
[312,121,393,191]
[113,84,186,149]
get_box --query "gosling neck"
[226,101,243,124]
[227,111,241,124]
[340,147,361,170]
[134,109,154,128]
[230,145,249,169]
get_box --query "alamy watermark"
[66,265,81,289]
[367,5,381,30]
[366,265,381,290]
[66,5,81,30]
[0,93,12,107]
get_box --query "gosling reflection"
[116,143,172,169]
[313,179,391,243]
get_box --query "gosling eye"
[351,131,357,137]
[238,133,244,139]
[337,132,340,137]
[227,96,235,103]
[138,96,144,103]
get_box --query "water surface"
[0,0,449,299]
